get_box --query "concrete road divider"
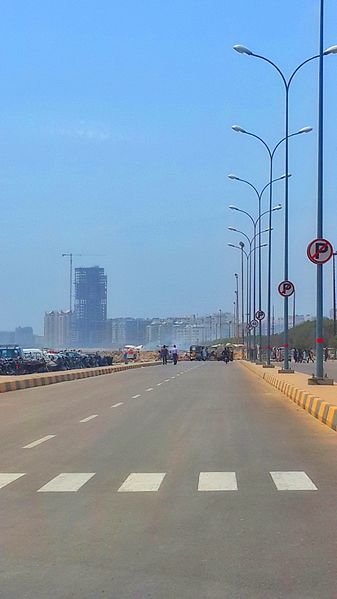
[0,361,160,394]
[239,360,337,432]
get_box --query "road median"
[239,360,337,432]
[0,361,160,394]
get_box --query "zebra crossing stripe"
[198,472,238,491]
[0,473,25,489]
[270,471,317,491]
[118,473,166,492]
[37,473,95,492]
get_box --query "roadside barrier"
[0,361,160,394]
[239,360,337,432]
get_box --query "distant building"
[73,266,107,347]
[44,310,72,348]
[110,318,149,348]
[15,326,35,347]
[0,331,15,345]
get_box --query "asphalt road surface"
[0,361,336,599]
[291,359,337,380]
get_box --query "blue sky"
[0,0,336,333]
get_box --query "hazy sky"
[0,0,337,333]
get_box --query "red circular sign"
[307,238,333,264]
[278,280,295,297]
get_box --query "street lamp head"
[273,204,282,211]
[260,243,268,248]
[228,226,237,231]
[228,205,238,210]
[228,243,237,248]
[233,44,253,56]
[323,45,337,55]
[297,126,313,134]
[239,241,244,248]
[280,173,292,179]
[228,173,240,180]
[232,125,247,133]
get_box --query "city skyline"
[0,2,336,332]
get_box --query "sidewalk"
[0,361,160,394]
[239,360,337,431]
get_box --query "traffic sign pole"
[278,280,295,373]
[307,237,334,384]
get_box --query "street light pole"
[333,252,337,338]
[231,129,311,366]
[240,243,245,347]
[228,203,281,359]
[316,0,325,381]
[229,226,270,359]
[233,41,337,372]
[235,273,239,340]
[228,242,267,360]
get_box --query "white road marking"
[146,388,153,392]
[198,472,238,491]
[23,435,56,449]
[132,394,141,399]
[37,473,95,492]
[117,472,166,492]
[111,402,123,408]
[171,376,176,379]
[156,383,162,386]
[0,473,25,490]
[80,415,98,423]
[270,471,318,491]
[164,379,170,382]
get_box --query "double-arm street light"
[228,172,286,360]
[229,205,281,359]
[231,126,312,367]
[228,241,268,359]
[233,39,337,373]
[228,226,271,359]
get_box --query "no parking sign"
[278,280,295,297]
[307,238,333,264]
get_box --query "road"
[291,359,337,380]
[0,361,336,599]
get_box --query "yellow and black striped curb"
[239,360,337,432]
[0,361,161,394]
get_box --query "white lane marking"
[0,473,25,490]
[132,394,141,399]
[164,379,170,382]
[171,376,176,379]
[270,471,318,491]
[118,472,166,492]
[198,472,238,491]
[156,383,162,386]
[111,402,123,408]
[146,388,153,392]
[37,473,95,492]
[23,435,56,449]
[80,415,98,423]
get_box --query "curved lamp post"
[231,127,312,366]
[228,226,271,359]
[233,39,337,373]
[229,204,282,360]
[228,241,268,359]
[228,171,287,361]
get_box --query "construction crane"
[62,253,105,312]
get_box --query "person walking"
[161,345,168,365]
[172,345,178,365]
